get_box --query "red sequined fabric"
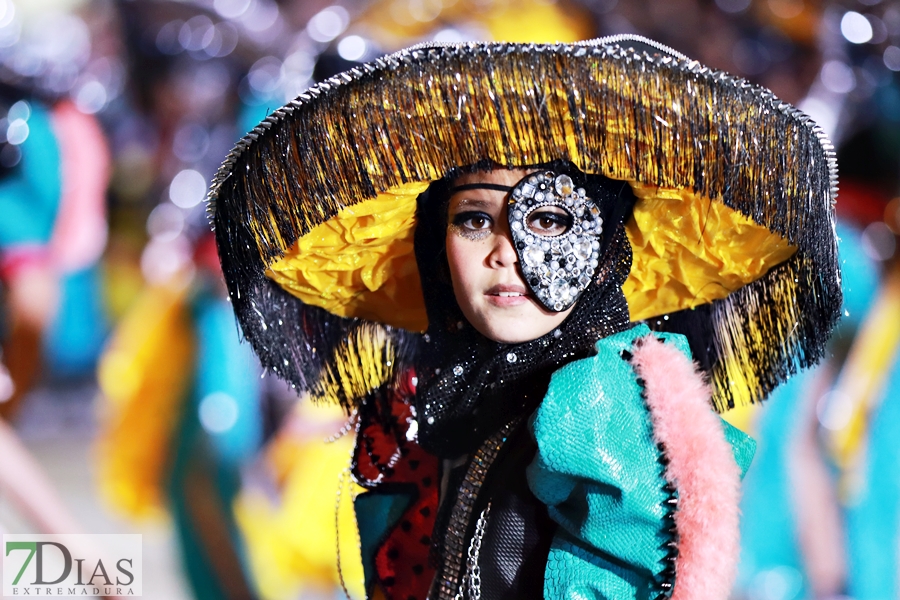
[353,370,440,600]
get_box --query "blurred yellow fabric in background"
[95,279,194,520]
[354,0,594,48]
[235,402,366,600]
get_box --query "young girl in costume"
[209,36,842,599]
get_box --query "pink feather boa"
[631,335,742,600]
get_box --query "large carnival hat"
[208,35,841,412]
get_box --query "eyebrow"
[449,197,494,211]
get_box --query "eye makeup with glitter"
[449,210,493,241]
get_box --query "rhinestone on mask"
[508,170,604,312]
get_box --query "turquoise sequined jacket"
[353,324,756,600]
[528,324,755,598]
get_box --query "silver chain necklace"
[455,503,491,600]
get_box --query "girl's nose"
[487,220,518,268]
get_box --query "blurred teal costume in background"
[0,97,64,417]
[167,284,265,600]
[0,96,108,383]
[44,266,109,377]
[846,344,900,599]
[735,220,896,600]
[0,99,60,249]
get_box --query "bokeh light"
[821,60,856,94]
[307,5,349,43]
[241,0,280,33]
[861,221,897,261]
[140,235,193,284]
[337,35,367,62]
[749,566,804,600]
[767,0,804,20]
[146,203,186,243]
[168,169,208,209]
[841,11,874,44]
[247,55,283,97]
[884,46,900,71]
[74,80,107,114]
[213,0,252,20]
[198,392,239,434]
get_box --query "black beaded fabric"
[654,473,679,600]
[412,162,638,458]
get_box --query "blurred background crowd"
[0,0,898,598]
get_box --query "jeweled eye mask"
[508,171,603,311]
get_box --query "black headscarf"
[413,161,638,458]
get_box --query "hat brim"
[210,36,841,411]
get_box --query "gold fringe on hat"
[209,37,841,412]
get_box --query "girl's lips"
[485,284,531,307]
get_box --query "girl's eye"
[453,211,493,231]
[526,209,571,236]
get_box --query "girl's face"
[446,169,574,344]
